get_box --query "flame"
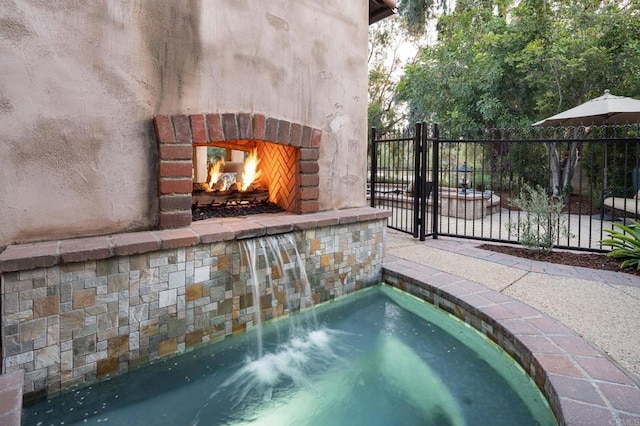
[208,157,225,188]
[241,148,262,191]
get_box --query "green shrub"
[507,184,571,253]
[601,220,640,270]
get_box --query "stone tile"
[73,288,96,309]
[438,283,472,297]
[33,295,60,318]
[19,318,46,343]
[597,382,640,414]
[500,318,541,335]
[159,289,177,308]
[217,254,234,273]
[528,317,574,335]
[73,335,95,357]
[34,345,60,370]
[186,283,203,301]
[457,292,495,308]
[107,273,129,293]
[253,217,294,235]
[424,272,463,287]
[479,304,517,320]
[0,370,23,426]
[0,409,21,426]
[107,335,129,357]
[548,374,605,406]
[60,236,112,263]
[185,330,203,348]
[140,319,158,338]
[0,241,59,273]
[550,335,602,357]
[225,221,267,240]
[112,231,161,256]
[311,214,340,227]
[169,270,186,289]
[194,265,209,283]
[619,413,640,425]
[96,357,119,377]
[158,338,177,357]
[155,229,199,249]
[166,317,186,339]
[575,356,636,386]
[190,223,235,244]
[129,305,148,324]
[517,335,562,354]
[535,354,586,378]
[559,398,615,426]
[60,310,84,341]
[129,254,149,271]
[96,257,119,276]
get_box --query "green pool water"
[23,285,556,425]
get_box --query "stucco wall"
[0,1,369,247]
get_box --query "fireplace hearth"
[154,113,321,229]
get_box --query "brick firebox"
[154,113,322,228]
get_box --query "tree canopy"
[396,0,640,129]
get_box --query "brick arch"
[153,113,321,228]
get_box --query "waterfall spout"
[240,233,316,359]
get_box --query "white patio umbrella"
[533,89,640,127]
[532,90,640,220]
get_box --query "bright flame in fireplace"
[241,148,262,191]
[208,158,225,188]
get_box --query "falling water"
[242,238,264,358]
[240,234,318,359]
[259,234,316,321]
[230,234,345,407]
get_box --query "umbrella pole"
[592,138,619,221]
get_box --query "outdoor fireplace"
[154,113,321,228]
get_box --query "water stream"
[228,234,342,407]
[241,234,317,358]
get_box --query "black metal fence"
[369,123,640,252]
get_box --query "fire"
[208,157,225,188]
[241,148,262,191]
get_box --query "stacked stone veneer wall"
[0,209,389,398]
[154,113,322,229]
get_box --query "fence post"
[412,122,422,238]
[419,122,429,241]
[431,124,440,239]
[370,127,377,208]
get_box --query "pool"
[22,285,556,425]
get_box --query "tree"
[368,0,453,133]
[396,0,640,195]
[368,18,407,134]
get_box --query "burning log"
[191,147,279,216]
[192,188,270,207]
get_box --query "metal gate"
[369,122,434,240]
[369,122,640,251]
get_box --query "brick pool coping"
[1,207,639,425]
[383,254,640,426]
[0,207,390,273]
[0,370,23,425]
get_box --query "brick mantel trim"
[153,113,322,229]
